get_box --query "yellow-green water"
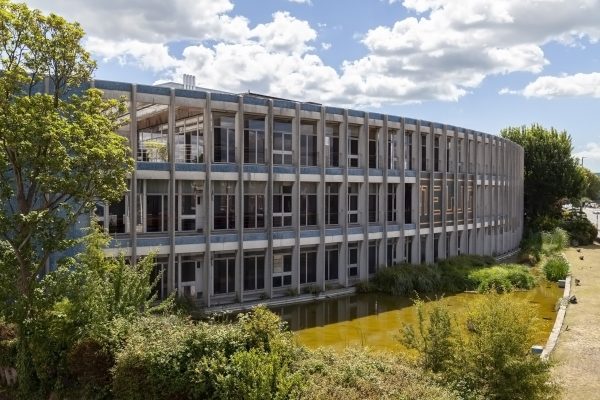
[273,283,562,353]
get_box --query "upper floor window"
[300,122,317,166]
[434,136,440,172]
[325,183,339,225]
[273,119,293,165]
[388,130,399,169]
[244,116,265,164]
[387,184,397,222]
[348,183,359,224]
[273,182,293,227]
[325,123,340,167]
[213,181,236,230]
[300,183,317,226]
[369,183,379,223]
[244,182,265,229]
[137,102,169,163]
[348,125,360,167]
[404,132,413,170]
[368,127,378,168]
[175,108,204,163]
[421,134,428,171]
[213,113,236,163]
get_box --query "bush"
[543,256,570,281]
[561,210,597,245]
[468,264,536,293]
[403,293,561,400]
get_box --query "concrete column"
[293,103,301,293]
[203,93,213,307]
[341,109,349,286]
[360,113,369,280]
[266,100,274,298]
[168,89,176,293]
[318,106,326,290]
[236,96,244,301]
[382,115,389,269]
[130,85,138,265]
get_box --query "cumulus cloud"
[573,142,600,161]
[521,72,600,98]
[22,0,600,106]
[288,0,312,4]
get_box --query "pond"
[271,283,563,353]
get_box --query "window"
[348,125,360,167]
[272,250,292,287]
[300,248,317,284]
[175,109,203,163]
[446,232,452,258]
[420,184,429,220]
[420,235,427,264]
[244,116,265,164]
[244,182,265,229]
[368,241,378,274]
[468,139,474,173]
[387,184,397,222]
[213,113,236,163]
[145,180,169,233]
[387,238,398,266]
[405,237,412,263]
[325,245,339,281]
[137,102,168,162]
[301,122,317,166]
[404,132,413,170]
[178,254,201,298]
[300,183,317,226]
[348,183,359,224]
[325,183,339,225]
[369,127,378,168]
[369,183,378,223]
[434,233,440,262]
[446,137,452,172]
[273,119,293,165]
[273,182,293,227]
[213,181,236,230]
[348,243,359,277]
[421,134,427,171]
[214,254,235,295]
[151,256,169,300]
[434,136,440,172]
[244,252,265,291]
[388,130,399,169]
[405,183,412,224]
[176,180,202,232]
[325,123,340,167]
[97,196,127,234]
[457,138,464,172]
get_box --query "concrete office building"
[92,78,524,307]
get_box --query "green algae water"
[272,283,562,353]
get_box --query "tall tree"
[0,0,133,393]
[501,124,585,228]
[582,168,600,201]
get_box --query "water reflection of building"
[90,77,524,308]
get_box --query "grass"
[543,255,570,281]
[468,264,536,292]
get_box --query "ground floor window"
[368,241,378,274]
[151,256,169,300]
[213,254,235,295]
[387,238,398,267]
[348,243,359,277]
[325,246,339,281]
[244,252,265,291]
[273,250,292,288]
[300,248,317,284]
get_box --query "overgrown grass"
[543,256,570,281]
[368,255,535,296]
[520,227,569,264]
[468,264,535,293]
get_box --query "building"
[92,79,524,307]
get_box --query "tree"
[501,124,585,230]
[582,168,600,201]
[0,0,133,394]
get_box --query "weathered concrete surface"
[541,275,571,360]
[552,245,600,399]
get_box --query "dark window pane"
[181,261,196,282]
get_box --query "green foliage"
[582,168,600,201]
[301,349,459,400]
[468,264,535,293]
[501,124,585,231]
[403,293,561,400]
[369,255,527,296]
[111,307,305,400]
[560,210,597,245]
[543,256,570,282]
[401,299,455,372]
[519,227,569,264]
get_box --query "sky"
[24,0,600,170]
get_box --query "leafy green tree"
[501,124,585,230]
[582,168,600,201]
[0,0,133,395]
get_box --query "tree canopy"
[501,124,585,228]
[0,1,133,395]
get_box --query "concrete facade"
[92,79,524,307]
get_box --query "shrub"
[561,210,597,245]
[468,264,535,293]
[543,256,570,281]
[403,293,561,400]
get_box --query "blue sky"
[26,0,600,170]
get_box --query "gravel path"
[551,245,600,399]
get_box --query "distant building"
[91,79,524,307]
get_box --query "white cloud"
[522,72,600,98]
[574,142,600,161]
[288,0,312,4]
[22,0,600,106]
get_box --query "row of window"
[96,178,511,234]
[134,107,508,174]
